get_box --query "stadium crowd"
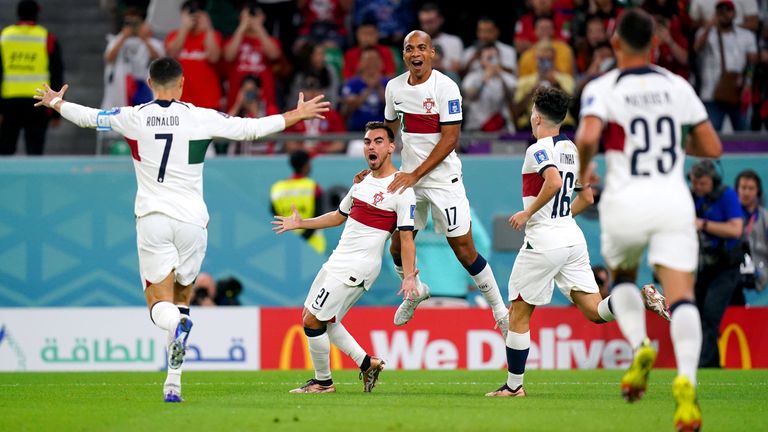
[79,0,766,157]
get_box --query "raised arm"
[272,204,347,233]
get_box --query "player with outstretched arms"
[273,122,418,393]
[575,9,722,431]
[382,30,509,335]
[485,87,670,398]
[34,57,330,402]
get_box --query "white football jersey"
[580,66,708,205]
[323,173,416,289]
[384,69,463,187]
[520,135,586,251]
[60,100,286,227]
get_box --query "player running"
[485,87,669,398]
[575,9,722,431]
[273,122,418,394]
[34,57,330,402]
[383,30,509,335]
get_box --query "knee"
[301,310,325,329]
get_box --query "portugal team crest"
[423,98,435,113]
[372,192,384,206]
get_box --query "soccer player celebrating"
[575,9,721,431]
[484,87,670,398]
[273,122,419,393]
[34,57,330,402]
[383,30,509,335]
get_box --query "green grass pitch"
[1,369,766,431]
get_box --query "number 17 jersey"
[579,65,708,205]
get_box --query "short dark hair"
[149,57,184,86]
[617,8,655,52]
[365,121,395,141]
[735,169,764,203]
[419,2,442,15]
[181,0,203,13]
[289,150,310,174]
[533,86,571,125]
[17,0,39,21]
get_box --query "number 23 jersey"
[579,65,708,206]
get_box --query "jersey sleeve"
[198,108,286,141]
[526,143,556,176]
[395,188,417,231]
[59,103,138,136]
[338,185,355,217]
[579,79,608,123]
[438,76,462,124]
[384,81,397,122]
[678,78,709,127]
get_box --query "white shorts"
[599,198,698,273]
[508,243,599,305]
[303,268,366,322]
[136,213,208,288]
[414,179,472,237]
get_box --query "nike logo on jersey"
[394,100,403,105]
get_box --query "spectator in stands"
[736,170,768,292]
[165,0,223,109]
[518,16,575,77]
[285,76,346,154]
[572,40,614,120]
[342,21,397,80]
[270,149,326,254]
[295,0,352,51]
[418,3,463,78]
[289,42,341,110]
[514,0,571,54]
[146,0,184,41]
[0,0,63,156]
[750,24,768,130]
[461,16,517,77]
[190,272,217,306]
[340,47,388,132]
[215,276,243,306]
[511,41,575,131]
[102,7,164,109]
[257,0,299,59]
[353,0,415,47]
[689,159,744,367]
[223,3,282,111]
[227,75,280,154]
[650,14,690,79]
[461,43,516,132]
[571,0,623,50]
[575,14,608,76]
[690,0,760,32]
[693,0,758,131]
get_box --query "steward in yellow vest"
[271,150,326,254]
[0,0,63,155]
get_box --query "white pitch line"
[0,381,764,387]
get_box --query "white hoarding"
[0,307,261,371]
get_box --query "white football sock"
[597,296,615,322]
[471,264,508,320]
[151,301,180,332]
[327,322,367,366]
[610,283,647,348]
[164,368,182,392]
[671,303,702,386]
[307,332,332,381]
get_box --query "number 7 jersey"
[60,99,287,227]
[579,65,709,204]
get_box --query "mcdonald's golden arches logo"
[718,323,752,369]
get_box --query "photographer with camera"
[461,43,516,133]
[690,159,744,368]
[736,169,768,293]
[102,7,164,109]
